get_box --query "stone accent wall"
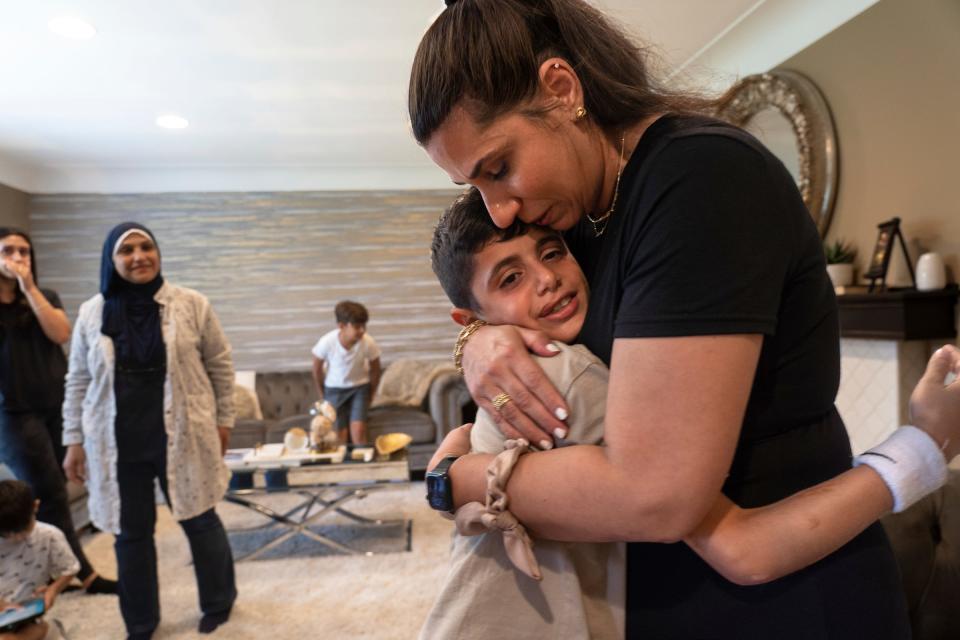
[29,190,462,371]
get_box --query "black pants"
[0,407,95,580]
[116,454,236,635]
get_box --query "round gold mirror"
[714,70,838,237]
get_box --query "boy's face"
[338,322,366,347]
[456,227,588,343]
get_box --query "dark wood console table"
[836,285,958,340]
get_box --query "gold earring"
[575,106,587,120]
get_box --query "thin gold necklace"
[586,132,626,237]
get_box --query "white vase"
[916,252,947,291]
[826,263,854,287]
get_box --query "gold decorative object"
[375,433,412,460]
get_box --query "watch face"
[426,472,452,512]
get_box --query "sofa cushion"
[372,359,456,409]
[234,385,263,420]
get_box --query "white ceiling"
[0,0,873,194]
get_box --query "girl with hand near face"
[61,222,236,640]
[411,2,958,638]
[0,228,117,597]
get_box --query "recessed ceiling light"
[156,114,189,130]
[48,16,97,40]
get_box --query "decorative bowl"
[374,433,412,458]
[283,427,309,452]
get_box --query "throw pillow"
[234,385,263,420]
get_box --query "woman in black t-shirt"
[409,2,960,638]
[0,228,116,595]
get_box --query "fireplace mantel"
[834,285,957,454]
[837,285,958,340]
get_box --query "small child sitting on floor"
[0,480,78,640]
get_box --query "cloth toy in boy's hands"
[310,405,339,452]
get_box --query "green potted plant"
[824,239,857,287]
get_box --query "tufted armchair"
[230,368,474,472]
[881,469,960,640]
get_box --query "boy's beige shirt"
[420,343,625,640]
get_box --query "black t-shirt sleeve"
[42,288,64,310]
[614,134,800,339]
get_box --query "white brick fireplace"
[837,339,935,454]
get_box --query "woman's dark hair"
[0,479,36,536]
[431,187,543,310]
[409,0,712,144]
[0,227,39,327]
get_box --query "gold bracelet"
[452,319,488,375]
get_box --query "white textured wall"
[783,0,960,300]
[0,182,29,230]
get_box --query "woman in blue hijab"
[62,222,237,639]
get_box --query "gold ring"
[491,392,512,411]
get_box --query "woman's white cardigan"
[62,282,235,534]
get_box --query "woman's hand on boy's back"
[461,324,569,448]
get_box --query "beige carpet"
[53,482,454,639]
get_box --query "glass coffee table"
[223,446,411,560]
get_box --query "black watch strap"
[425,455,459,513]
